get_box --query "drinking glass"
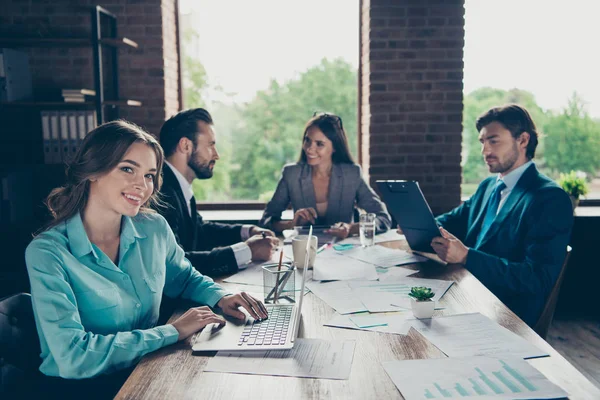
[359,213,376,247]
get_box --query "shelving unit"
[0,5,144,297]
[0,37,138,49]
[0,5,141,125]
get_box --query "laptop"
[376,180,442,255]
[192,226,312,352]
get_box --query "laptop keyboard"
[238,305,294,346]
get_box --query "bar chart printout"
[382,356,568,400]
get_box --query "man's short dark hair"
[159,108,213,157]
[475,104,539,159]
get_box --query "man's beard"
[488,142,519,174]
[189,158,214,179]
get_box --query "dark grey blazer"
[260,162,392,232]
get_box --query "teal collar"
[66,212,146,259]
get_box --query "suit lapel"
[477,164,537,248]
[299,164,317,209]
[325,164,344,224]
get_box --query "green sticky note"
[333,244,355,251]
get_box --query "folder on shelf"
[68,111,78,157]
[59,111,70,163]
[41,111,52,165]
[49,111,60,164]
[86,110,97,133]
[76,111,87,144]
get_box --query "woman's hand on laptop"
[218,292,269,321]
[396,225,403,234]
[171,306,226,341]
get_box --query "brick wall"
[360,0,465,215]
[0,0,180,137]
[161,0,180,120]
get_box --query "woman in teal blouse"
[25,120,267,397]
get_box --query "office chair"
[534,246,572,340]
[0,292,42,397]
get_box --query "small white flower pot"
[411,298,435,319]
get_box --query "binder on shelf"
[76,111,87,144]
[68,111,78,157]
[59,111,70,163]
[41,111,52,164]
[39,110,97,164]
[49,111,60,164]
[86,110,97,133]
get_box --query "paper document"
[313,249,379,281]
[337,230,406,245]
[306,280,367,314]
[349,313,389,328]
[342,246,428,268]
[409,313,548,359]
[382,356,567,400]
[348,277,454,311]
[205,338,355,380]
[325,312,411,335]
[377,266,418,280]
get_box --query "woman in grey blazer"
[260,113,391,239]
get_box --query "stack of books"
[62,88,95,103]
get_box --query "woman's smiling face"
[303,127,334,167]
[88,142,158,218]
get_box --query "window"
[463,0,600,199]
[179,0,359,203]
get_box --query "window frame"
[177,1,364,210]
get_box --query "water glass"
[359,213,376,247]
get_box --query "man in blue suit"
[430,104,573,327]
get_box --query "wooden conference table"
[116,240,600,399]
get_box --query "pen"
[273,251,284,303]
[316,243,330,254]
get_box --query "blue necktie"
[476,180,506,248]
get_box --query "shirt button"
[123,276,129,281]
[136,303,141,308]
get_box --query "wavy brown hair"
[42,120,164,232]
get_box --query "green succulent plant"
[409,286,435,302]
[558,171,589,199]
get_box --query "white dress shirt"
[164,161,252,269]
[495,160,534,215]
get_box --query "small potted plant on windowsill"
[558,171,589,211]
[409,286,436,319]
